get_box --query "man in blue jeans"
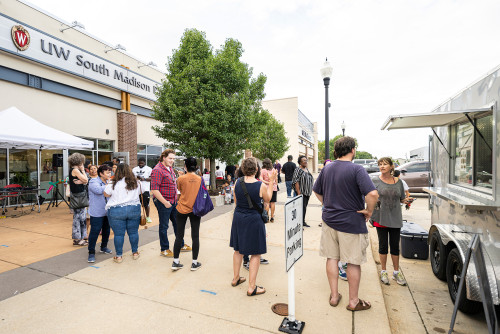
[281,155,297,197]
[151,149,191,257]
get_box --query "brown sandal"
[231,277,246,287]
[346,299,371,311]
[329,293,342,307]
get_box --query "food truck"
[381,65,500,315]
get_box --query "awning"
[381,108,491,130]
[0,106,94,150]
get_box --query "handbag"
[139,183,147,226]
[239,177,269,224]
[69,189,89,209]
[193,179,214,217]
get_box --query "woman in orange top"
[171,157,203,271]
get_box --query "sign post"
[279,195,305,334]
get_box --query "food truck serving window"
[451,112,493,190]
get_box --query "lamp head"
[320,58,333,79]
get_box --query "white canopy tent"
[0,107,94,150]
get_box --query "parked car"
[365,162,380,173]
[372,160,430,192]
[353,159,377,165]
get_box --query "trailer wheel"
[429,231,447,280]
[446,248,482,314]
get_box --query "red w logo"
[15,31,28,47]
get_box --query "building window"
[137,144,162,168]
[451,112,493,190]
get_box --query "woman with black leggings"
[171,157,203,271]
[371,157,409,286]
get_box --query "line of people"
[69,138,410,311]
[230,137,410,313]
[67,150,202,267]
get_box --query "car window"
[406,163,429,173]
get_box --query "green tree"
[250,109,290,162]
[318,135,375,162]
[355,151,373,159]
[152,29,266,189]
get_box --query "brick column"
[117,110,138,167]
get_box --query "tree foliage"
[355,151,374,159]
[318,135,373,162]
[152,29,266,188]
[249,109,289,162]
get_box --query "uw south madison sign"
[0,14,159,101]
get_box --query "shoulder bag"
[69,188,89,209]
[239,177,269,224]
[193,178,214,217]
[139,183,147,226]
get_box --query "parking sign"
[285,195,303,272]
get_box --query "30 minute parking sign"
[285,195,303,272]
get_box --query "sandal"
[270,217,274,223]
[113,256,123,263]
[231,277,246,287]
[247,285,266,296]
[346,299,371,311]
[329,293,342,307]
[132,252,140,260]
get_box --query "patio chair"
[1,184,22,214]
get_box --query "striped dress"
[292,167,314,196]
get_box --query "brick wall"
[117,110,138,168]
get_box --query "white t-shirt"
[215,170,225,178]
[104,179,144,210]
[401,179,409,191]
[132,165,152,192]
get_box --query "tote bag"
[192,181,214,217]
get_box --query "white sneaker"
[393,271,407,286]
[380,271,390,285]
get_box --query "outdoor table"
[0,187,44,215]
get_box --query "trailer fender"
[430,224,499,305]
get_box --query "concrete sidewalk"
[0,191,391,334]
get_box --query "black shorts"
[139,191,150,207]
[271,191,277,203]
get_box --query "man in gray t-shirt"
[313,137,378,311]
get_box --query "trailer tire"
[446,248,482,314]
[429,230,447,281]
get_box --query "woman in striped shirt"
[292,155,314,227]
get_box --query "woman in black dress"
[230,158,276,296]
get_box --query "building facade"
[0,0,167,199]
[262,97,318,173]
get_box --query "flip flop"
[329,293,342,307]
[346,299,371,311]
[247,285,266,296]
[231,277,246,287]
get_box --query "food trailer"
[381,65,500,316]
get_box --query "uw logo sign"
[11,25,30,51]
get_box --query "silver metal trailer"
[381,65,500,317]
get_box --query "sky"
[24,0,500,159]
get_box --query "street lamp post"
[320,58,333,160]
[341,121,346,137]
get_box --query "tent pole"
[6,148,9,185]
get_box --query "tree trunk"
[210,158,216,191]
